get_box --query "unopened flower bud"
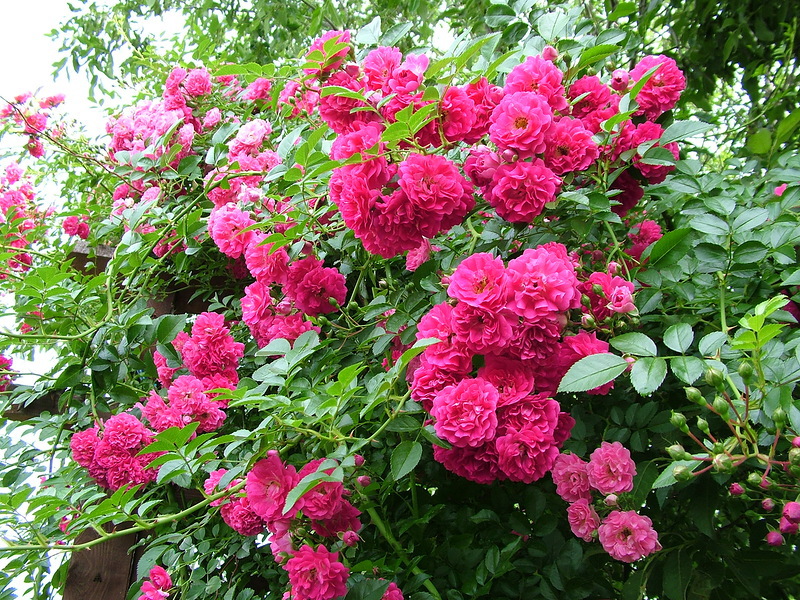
[499,148,518,163]
[357,475,371,487]
[624,356,636,371]
[673,465,692,481]
[747,472,763,487]
[704,368,725,390]
[542,45,559,61]
[780,517,799,535]
[342,530,360,546]
[789,448,800,466]
[592,283,606,297]
[581,314,596,328]
[712,453,733,472]
[790,465,800,479]
[737,360,754,382]
[772,407,787,428]
[667,444,689,460]
[604,494,618,506]
[611,69,630,91]
[712,395,730,418]
[685,387,704,405]
[353,454,365,467]
[729,482,745,496]
[766,531,784,546]
[670,411,688,432]
[762,498,776,511]
[581,294,592,308]
[607,261,620,275]
[793,437,800,448]
[696,417,710,435]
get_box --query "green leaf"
[691,214,728,236]
[610,332,657,357]
[670,356,705,385]
[557,353,628,393]
[663,549,693,600]
[660,120,714,144]
[643,228,691,266]
[629,460,659,507]
[652,460,699,489]
[775,107,800,146]
[630,356,668,395]
[607,1,637,21]
[355,16,381,46]
[391,441,422,481]
[380,22,412,46]
[575,44,619,72]
[345,579,392,600]
[155,314,186,345]
[698,332,727,356]
[283,470,341,515]
[746,128,772,154]
[733,240,768,264]
[732,208,769,233]
[663,323,694,353]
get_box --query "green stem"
[366,507,442,600]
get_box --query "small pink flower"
[551,453,592,502]
[284,544,349,600]
[774,183,788,196]
[567,498,601,541]
[598,510,661,562]
[587,441,636,495]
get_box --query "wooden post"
[63,524,139,600]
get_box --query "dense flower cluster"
[0,161,45,280]
[551,442,660,562]
[0,354,13,392]
[69,412,162,490]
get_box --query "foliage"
[0,9,799,600]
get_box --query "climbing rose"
[587,441,636,495]
[551,453,592,502]
[487,159,561,223]
[598,510,661,562]
[284,544,349,600]
[489,92,553,158]
[431,378,499,447]
[629,55,685,120]
[567,498,601,542]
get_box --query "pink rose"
[587,441,636,495]
[567,498,601,541]
[431,378,499,447]
[598,510,661,562]
[551,453,592,502]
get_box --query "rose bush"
[1,10,800,600]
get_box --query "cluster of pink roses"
[0,92,65,157]
[69,412,162,490]
[0,354,13,392]
[0,161,44,280]
[551,442,661,562]
[200,449,401,600]
[143,311,242,434]
[410,244,639,483]
[62,214,90,240]
[136,565,172,600]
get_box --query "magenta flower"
[489,92,553,158]
[284,544,350,600]
[629,54,685,119]
[431,378,500,447]
[551,453,592,502]
[246,451,300,522]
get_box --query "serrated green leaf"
[391,441,422,481]
[663,323,694,353]
[670,356,705,385]
[610,332,657,357]
[557,353,628,393]
[698,331,727,356]
[630,356,667,395]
